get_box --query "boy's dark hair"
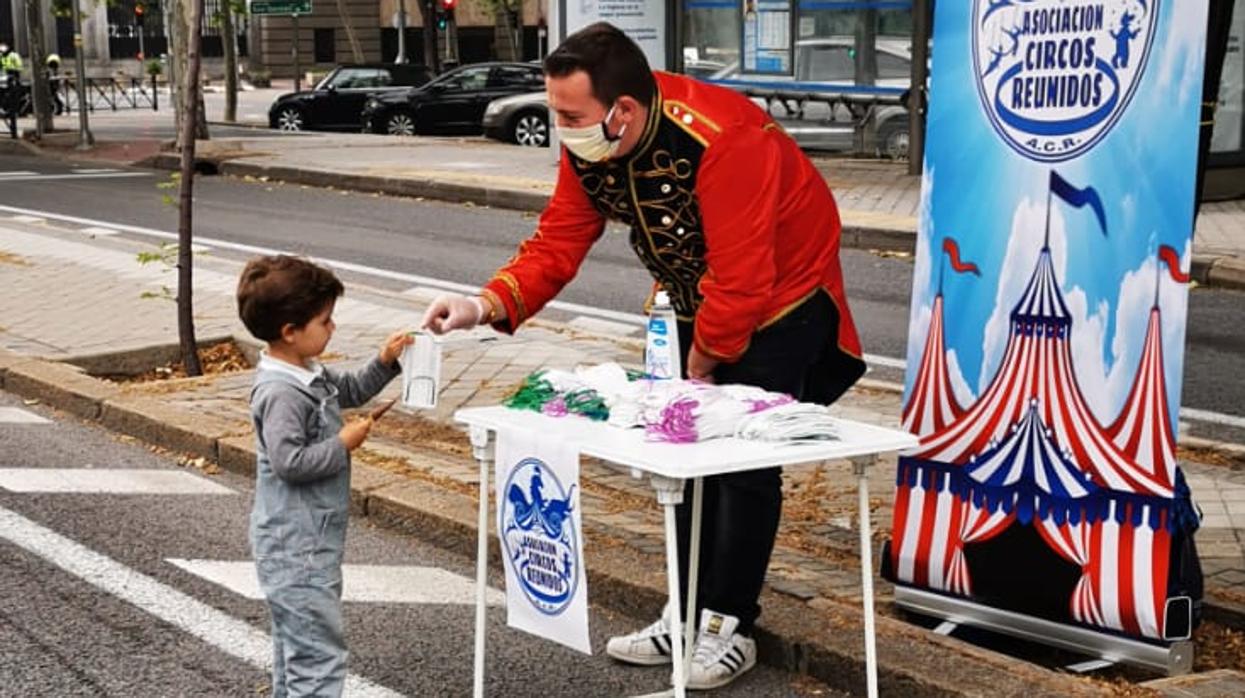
[544,22,655,108]
[237,255,344,342]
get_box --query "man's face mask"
[558,103,626,162]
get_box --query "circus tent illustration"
[886,173,1203,642]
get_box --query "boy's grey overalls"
[249,357,399,698]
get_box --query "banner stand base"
[893,585,1194,676]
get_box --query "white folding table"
[455,405,917,698]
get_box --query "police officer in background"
[0,42,22,137]
[45,53,65,115]
[0,43,23,80]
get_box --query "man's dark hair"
[236,255,344,342]
[544,22,656,107]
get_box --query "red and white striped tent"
[1107,304,1178,492]
[889,246,1196,640]
[901,292,965,437]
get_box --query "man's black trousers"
[673,290,843,635]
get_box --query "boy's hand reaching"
[380,330,415,367]
[339,417,373,451]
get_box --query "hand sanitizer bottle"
[645,290,681,380]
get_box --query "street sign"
[249,0,311,15]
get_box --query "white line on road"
[0,407,52,424]
[0,171,39,177]
[0,203,645,325]
[168,559,505,605]
[70,168,122,174]
[0,173,150,182]
[0,504,403,697]
[2,203,1241,430]
[568,315,642,337]
[1180,408,1245,430]
[0,468,234,494]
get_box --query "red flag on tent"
[942,238,981,276]
[1158,245,1189,283]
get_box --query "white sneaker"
[606,608,674,666]
[687,610,757,691]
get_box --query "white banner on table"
[495,428,590,654]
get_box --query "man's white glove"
[421,294,484,335]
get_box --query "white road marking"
[0,468,234,495]
[0,505,403,697]
[0,173,150,182]
[78,226,120,237]
[568,315,641,337]
[2,203,1242,431]
[0,407,52,424]
[0,171,39,177]
[401,285,448,299]
[863,353,907,370]
[168,559,505,606]
[70,168,122,174]
[1180,408,1245,430]
[0,203,647,325]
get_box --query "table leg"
[852,456,879,698]
[683,477,703,679]
[650,475,687,698]
[471,426,496,698]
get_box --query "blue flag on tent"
[1050,171,1108,235]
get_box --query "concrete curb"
[1192,255,1245,292]
[0,346,1104,696]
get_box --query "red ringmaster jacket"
[482,71,866,402]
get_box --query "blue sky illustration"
[904,0,1207,430]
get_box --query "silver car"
[483,91,550,147]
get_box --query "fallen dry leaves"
[104,341,251,384]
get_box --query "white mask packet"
[401,332,442,409]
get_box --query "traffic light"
[134,3,145,28]
[437,0,455,29]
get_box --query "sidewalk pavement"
[2,213,1244,694]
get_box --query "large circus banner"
[885,0,1209,647]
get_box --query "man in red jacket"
[423,22,865,690]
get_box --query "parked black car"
[361,62,544,136]
[268,64,433,132]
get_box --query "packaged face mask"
[401,333,442,409]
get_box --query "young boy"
[237,255,411,698]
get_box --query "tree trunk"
[334,0,365,63]
[195,89,209,140]
[170,0,209,147]
[222,3,238,122]
[23,0,53,136]
[418,0,439,72]
[177,0,205,377]
[166,0,185,141]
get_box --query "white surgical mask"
[558,104,626,162]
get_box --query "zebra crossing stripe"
[0,407,51,424]
[0,468,234,495]
[167,559,505,606]
[0,504,403,697]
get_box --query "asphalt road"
[0,154,1240,442]
[0,390,831,697]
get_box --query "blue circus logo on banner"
[973,0,1158,161]
[501,458,580,615]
